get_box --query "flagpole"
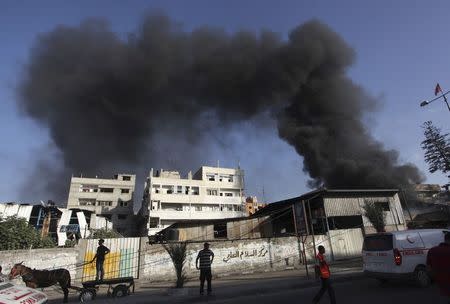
[442,92,450,112]
[420,84,450,112]
[438,84,450,112]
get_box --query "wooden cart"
[78,277,134,302]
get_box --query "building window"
[220,175,233,182]
[119,201,128,207]
[79,199,95,206]
[214,223,227,238]
[149,217,159,228]
[207,189,218,196]
[177,186,183,194]
[151,201,159,210]
[121,189,130,194]
[118,214,127,220]
[97,201,112,206]
[225,193,233,197]
[207,174,215,181]
[100,188,114,193]
[377,202,390,211]
[152,185,160,193]
[122,176,131,181]
[79,185,98,193]
[192,187,199,195]
[195,206,202,211]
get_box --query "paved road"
[48,278,448,304]
[211,279,447,304]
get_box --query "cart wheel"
[112,284,129,298]
[79,289,96,302]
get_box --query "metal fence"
[82,237,141,282]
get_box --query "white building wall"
[145,166,246,235]
[323,193,406,229]
[66,174,136,236]
[0,204,34,221]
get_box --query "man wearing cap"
[91,239,110,281]
[196,242,214,295]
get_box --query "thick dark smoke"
[18,14,423,202]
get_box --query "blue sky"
[0,0,448,203]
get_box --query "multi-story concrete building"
[140,166,246,235]
[66,174,136,236]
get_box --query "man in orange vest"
[312,245,336,304]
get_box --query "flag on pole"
[435,83,442,96]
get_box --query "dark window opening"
[214,223,227,238]
[100,188,114,193]
[149,217,159,228]
[328,216,363,230]
[122,176,131,181]
[121,189,130,194]
[273,210,296,236]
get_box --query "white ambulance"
[0,281,48,304]
[362,229,450,287]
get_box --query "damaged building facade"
[139,166,246,236]
[158,188,406,261]
[66,174,136,236]
[0,201,113,246]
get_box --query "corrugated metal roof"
[253,188,400,217]
[324,197,361,217]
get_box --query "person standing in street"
[196,242,214,295]
[91,239,110,281]
[312,245,336,304]
[427,232,450,303]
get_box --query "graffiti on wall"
[222,246,268,263]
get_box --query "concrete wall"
[140,235,329,282]
[0,234,337,285]
[0,247,81,284]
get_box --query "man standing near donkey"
[91,239,110,281]
[196,242,214,295]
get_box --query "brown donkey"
[9,262,72,303]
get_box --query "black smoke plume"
[18,14,423,202]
